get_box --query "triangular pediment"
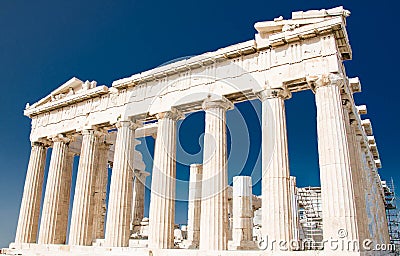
[50,77,84,96]
[26,77,98,110]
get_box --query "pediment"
[26,77,98,110]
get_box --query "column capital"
[202,96,233,111]
[34,137,54,147]
[80,129,107,138]
[81,129,95,136]
[48,134,72,144]
[115,120,142,130]
[306,73,344,91]
[190,163,203,175]
[256,88,291,101]
[31,139,51,148]
[155,108,184,121]
[31,141,45,147]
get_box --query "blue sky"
[0,0,399,248]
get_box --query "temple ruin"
[1,6,392,256]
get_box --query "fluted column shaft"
[355,135,371,240]
[370,169,382,244]
[38,135,71,244]
[343,103,368,248]
[69,129,102,245]
[59,151,74,244]
[259,88,293,245]
[199,97,233,251]
[362,151,391,245]
[376,187,390,244]
[186,164,203,248]
[362,152,378,242]
[15,142,47,244]
[364,155,390,245]
[105,121,137,247]
[289,176,299,242]
[131,171,148,226]
[148,109,183,249]
[313,74,358,246]
[378,190,391,244]
[227,195,233,241]
[92,142,110,240]
[232,176,253,245]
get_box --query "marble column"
[131,171,149,228]
[199,97,233,251]
[227,190,233,241]
[69,129,102,246]
[231,176,255,250]
[356,134,371,241]
[105,120,138,247]
[186,164,203,248]
[148,109,183,249]
[38,134,71,244]
[367,163,390,245]
[377,187,390,244]
[379,194,391,245]
[92,142,110,240]
[59,151,74,244]
[362,151,378,242]
[258,88,293,246]
[379,182,391,244]
[343,101,369,247]
[369,168,381,244]
[15,142,48,244]
[312,74,359,246]
[289,176,299,242]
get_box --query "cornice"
[24,86,109,117]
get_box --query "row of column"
[15,72,384,251]
[14,123,140,247]
[146,92,293,250]
[15,97,238,249]
[312,74,388,250]
[356,118,390,245]
[257,74,381,251]
[147,97,233,250]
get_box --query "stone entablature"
[25,7,351,144]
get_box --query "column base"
[228,240,258,250]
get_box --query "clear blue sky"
[0,0,398,248]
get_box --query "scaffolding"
[383,178,400,254]
[297,187,323,250]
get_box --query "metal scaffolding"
[383,178,400,254]
[297,187,323,250]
